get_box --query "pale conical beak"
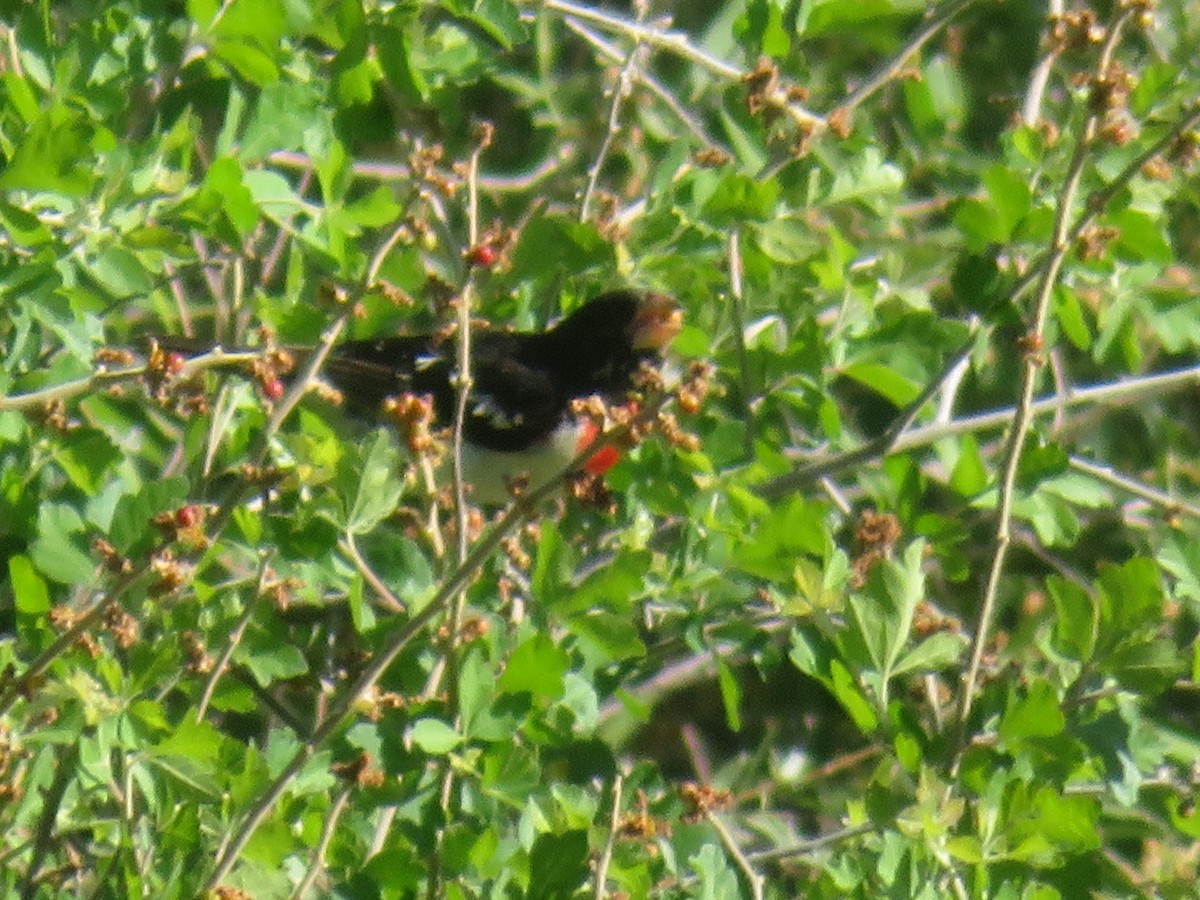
[631,293,683,350]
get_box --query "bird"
[162,290,682,504]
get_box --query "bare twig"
[706,811,765,900]
[580,31,642,223]
[747,822,874,865]
[837,0,978,124]
[0,347,259,413]
[195,556,272,723]
[18,742,83,900]
[290,785,353,900]
[564,18,725,150]
[339,534,407,613]
[1021,0,1065,125]
[958,6,1138,728]
[1069,455,1200,522]
[543,0,822,129]
[727,230,756,461]
[592,774,624,900]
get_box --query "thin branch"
[1069,455,1200,522]
[195,557,271,724]
[760,323,982,499]
[581,28,642,223]
[889,363,1200,459]
[727,230,755,461]
[0,347,259,413]
[0,572,143,716]
[18,742,82,900]
[837,0,978,123]
[592,774,624,900]
[958,6,1137,729]
[747,822,874,865]
[427,130,488,900]
[543,0,822,128]
[289,784,353,900]
[1021,0,1065,126]
[564,18,725,150]
[706,811,765,900]
[339,534,407,613]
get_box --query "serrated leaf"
[715,656,743,733]
[999,681,1064,744]
[30,503,95,585]
[408,718,463,754]
[8,554,50,614]
[498,634,569,700]
[344,429,404,534]
[949,433,987,496]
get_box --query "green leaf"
[238,643,308,687]
[1047,575,1097,662]
[30,503,95,585]
[1096,557,1162,640]
[55,429,121,494]
[829,659,878,733]
[108,477,190,552]
[1053,284,1092,350]
[949,434,987,496]
[0,104,95,195]
[841,362,920,407]
[715,656,743,733]
[999,681,1065,745]
[528,830,588,898]
[408,718,463,754]
[498,634,569,700]
[344,430,404,534]
[702,172,779,225]
[981,164,1032,235]
[8,554,50,614]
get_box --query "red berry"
[584,445,621,476]
[175,505,200,528]
[263,378,286,401]
[465,244,497,268]
[166,352,186,374]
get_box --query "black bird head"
[532,290,682,395]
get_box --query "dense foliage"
[2,1,1199,897]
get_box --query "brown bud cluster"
[567,468,617,513]
[1168,130,1200,167]
[149,549,189,597]
[1047,9,1105,53]
[245,345,294,404]
[1086,62,1133,116]
[143,340,189,408]
[677,361,714,415]
[679,782,732,822]
[743,56,781,120]
[1075,224,1121,261]
[410,144,459,197]
[261,574,303,612]
[331,751,386,789]
[850,509,903,587]
[152,504,209,549]
[181,631,216,674]
[103,602,139,649]
[1015,331,1046,363]
[694,147,732,168]
[92,538,133,574]
[31,399,74,433]
[94,346,135,367]
[382,392,438,455]
[436,615,490,645]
